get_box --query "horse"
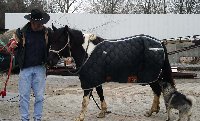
[48,25,175,121]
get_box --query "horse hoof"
[144,111,152,117]
[106,110,111,114]
[156,107,160,113]
[75,117,84,121]
[97,110,111,118]
[97,111,106,118]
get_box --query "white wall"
[5,13,200,40]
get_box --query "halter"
[66,38,90,75]
[49,32,71,60]
[49,30,91,74]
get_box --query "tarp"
[0,30,17,73]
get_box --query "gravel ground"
[0,71,200,121]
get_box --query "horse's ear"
[52,23,57,31]
[64,25,69,31]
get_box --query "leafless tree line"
[0,0,46,29]
[86,0,200,14]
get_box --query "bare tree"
[194,1,200,13]
[0,0,47,29]
[0,0,27,29]
[0,1,6,29]
[120,0,137,14]
[24,0,47,12]
[85,0,171,14]
[163,0,167,13]
[85,0,129,14]
[133,0,168,14]
[5,0,27,12]
[185,0,198,13]
[168,0,200,14]
[46,0,83,13]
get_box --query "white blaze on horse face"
[83,33,97,57]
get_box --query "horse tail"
[161,43,175,87]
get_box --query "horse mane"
[67,27,84,46]
[92,36,104,45]
[54,25,103,47]
[83,33,104,45]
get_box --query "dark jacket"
[14,22,52,69]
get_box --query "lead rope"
[66,39,90,75]
[67,35,72,57]
[0,39,15,98]
[90,94,101,110]
[66,39,102,110]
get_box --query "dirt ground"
[0,71,200,121]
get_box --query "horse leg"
[144,82,161,117]
[96,85,108,118]
[76,90,92,121]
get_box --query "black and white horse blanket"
[79,35,165,89]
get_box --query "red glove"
[0,89,6,98]
[7,38,18,53]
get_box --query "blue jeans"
[19,65,46,121]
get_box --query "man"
[9,9,51,121]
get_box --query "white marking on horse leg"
[76,96,90,121]
[144,94,160,117]
[166,107,171,121]
[97,100,108,118]
[187,109,192,121]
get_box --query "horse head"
[48,24,86,68]
[48,24,71,67]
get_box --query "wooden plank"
[172,72,197,79]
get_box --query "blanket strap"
[90,94,101,110]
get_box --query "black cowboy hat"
[24,9,50,24]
